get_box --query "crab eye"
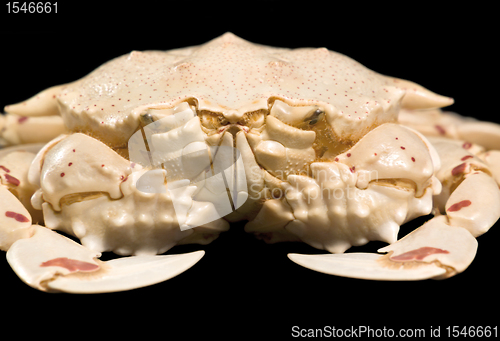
[140,113,155,126]
[306,109,325,125]
[269,100,325,128]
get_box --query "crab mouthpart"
[217,124,250,136]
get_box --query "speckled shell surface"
[48,32,442,146]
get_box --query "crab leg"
[1,84,69,147]
[0,113,67,147]
[399,108,500,150]
[477,150,500,186]
[288,139,500,280]
[0,145,45,223]
[4,85,64,117]
[288,216,476,280]
[0,186,34,250]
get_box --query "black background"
[1,2,497,338]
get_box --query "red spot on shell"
[68,162,73,166]
[401,146,405,150]
[435,125,446,135]
[0,165,11,173]
[346,153,351,157]
[5,211,30,223]
[390,247,450,262]
[4,174,20,186]
[60,173,65,177]
[447,200,472,212]
[334,157,339,162]
[374,153,377,156]
[461,155,473,161]
[40,257,99,273]
[451,163,467,176]
[462,142,472,149]
[17,116,28,124]
[350,167,355,173]
[73,149,76,152]
[101,164,105,167]
[411,157,415,162]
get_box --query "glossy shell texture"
[31,32,444,147]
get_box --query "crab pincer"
[1,178,204,293]
[289,138,500,280]
[0,139,207,293]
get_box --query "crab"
[1,32,499,293]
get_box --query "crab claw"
[288,216,477,280]
[7,225,204,293]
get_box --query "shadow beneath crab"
[93,212,461,286]
[158,214,437,288]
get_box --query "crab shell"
[3,33,497,293]
[4,32,452,149]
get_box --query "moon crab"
[1,33,499,293]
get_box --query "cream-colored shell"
[5,33,452,148]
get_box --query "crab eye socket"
[199,111,225,130]
[140,102,197,131]
[269,100,325,128]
